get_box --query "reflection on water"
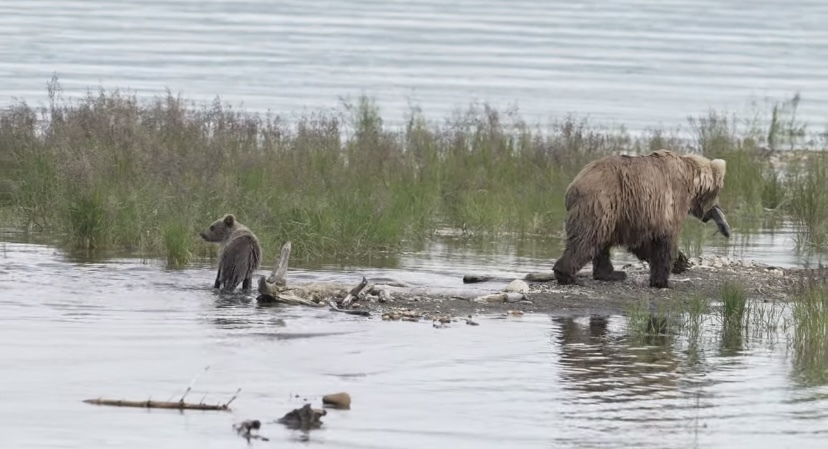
[2,236,828,448]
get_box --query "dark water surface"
[2,230,828,448]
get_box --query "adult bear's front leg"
[648,236,673,289]
[213,268,222,290]
[592,246,627,281]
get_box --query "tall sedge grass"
[0,77,826,264]
[788,269,828,386]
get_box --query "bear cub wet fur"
[200,214,262,293]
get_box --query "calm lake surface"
[2,0,828,131]
[3,0,828,447]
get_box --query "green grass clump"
[789,271,828,386]
[163,220,194,268]
[719,281,749,326]
[787,152,828,249]
[1,77,826,265]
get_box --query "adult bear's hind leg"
[592,246,627,282]
[553,241,593,286]
[648,236,673,289]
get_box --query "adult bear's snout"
[703,205,731,238]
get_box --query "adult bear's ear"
[224,214,236,226]
[711,159,727,178]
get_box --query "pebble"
[504,279,530,294]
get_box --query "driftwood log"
[82,398,233,411]
[256,241,372,314]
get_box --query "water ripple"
[2,0,828,132]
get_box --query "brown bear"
[552,149,730,289]
[199,214,262,293]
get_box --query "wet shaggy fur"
[553,149,727,289]
[200,214,262,293]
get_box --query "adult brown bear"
[552,149,730,289]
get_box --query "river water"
[2,0,828,131]
[3,0,828,447]
[2,228,828,449]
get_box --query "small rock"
[322,392,351,410]
[507,310,524,316]
[504,279,530,294]
[402,316,419,322]
[382,314,391,321]
[439,316,451,324]
[505,292,526,302]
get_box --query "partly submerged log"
[277,403,327,431]
[340,276,368,307]
[256,241,535,310]
[256,242,373,312]
[328,300,371,316]
[83,398,232,411]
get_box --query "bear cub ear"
[223,214,236,227]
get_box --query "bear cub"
[200,214,262,293]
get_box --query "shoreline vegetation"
[2,77,828,375]
[0,77,826,267]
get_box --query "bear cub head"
[200,214,240,243]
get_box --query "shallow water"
[2,228,828,448]
[2,0,828,131]
[3,2,828,444]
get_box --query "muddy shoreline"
[355,260,803,320]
